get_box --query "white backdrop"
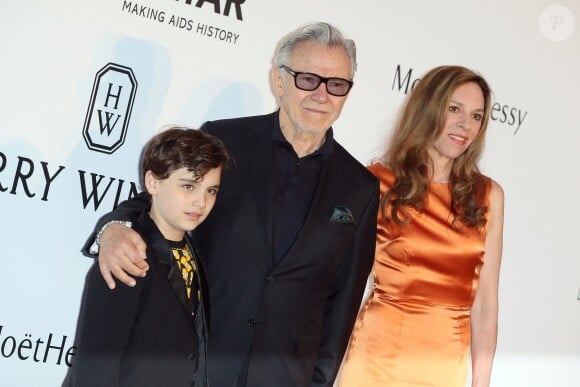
[1,1,579,386]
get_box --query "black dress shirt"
[272,121,333,262]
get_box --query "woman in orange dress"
[340,66,504,387]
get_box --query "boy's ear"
[144,170,158,194]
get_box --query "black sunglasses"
[280,65,353,97]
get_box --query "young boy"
[63,127,231,387]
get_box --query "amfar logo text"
[83,63,138,154]
[175,0,246,21]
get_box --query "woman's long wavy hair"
[380,65,492,230]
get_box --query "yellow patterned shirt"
[170,242,200,302]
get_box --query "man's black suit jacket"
[83,112,379,387]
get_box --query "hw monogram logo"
[83,63,138,154]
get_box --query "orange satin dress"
[340,163,490,387]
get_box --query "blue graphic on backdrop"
[0,37,174,375]
[0,32,265,383]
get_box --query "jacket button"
[187,353,196,360]
[248,318,256,327]
[265,275,274,284]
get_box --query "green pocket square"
[329,206,354,223]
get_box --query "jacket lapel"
[166,259,193,316]
[244,118,275,261]
[137,212,194,317]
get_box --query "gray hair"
[274,22,357,78]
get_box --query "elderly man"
[84,22,379,387]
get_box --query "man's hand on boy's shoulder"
[99,224,149,290]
